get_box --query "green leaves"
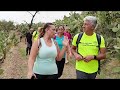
[53,11,120,61]
[112,27,119,32]
[0,31,19,59]
[113,45,120,50]
[0,20,15,32]
[116,18,120,24]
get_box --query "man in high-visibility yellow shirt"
[71,16,106,79]
[32,27,43,42]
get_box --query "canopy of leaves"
[54,11,120,60]
[0,20,18,59]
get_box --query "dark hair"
[58,25,65,30]
[55,26,59,32]
[58,25,65,35]
[39,23,54,38]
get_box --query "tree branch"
[23,20,29,24]
[29,11,39,29]
[107,39,114,48]
[27,11,33,16]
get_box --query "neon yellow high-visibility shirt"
[32,31,39,41]
[72,32,105,73]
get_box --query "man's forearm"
[57,46,67,61]
[71,49,78,57]
[96,53,106,60]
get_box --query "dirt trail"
[0,39,28,79]
[0,38,76,79]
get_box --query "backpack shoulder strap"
[96,33,101,50]
[76,32,83,48]
[76,32,83,53]
[96,33,101,74]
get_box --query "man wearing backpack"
[32,27,43,42]
[71,16,106,79]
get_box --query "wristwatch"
[94,55,97,59]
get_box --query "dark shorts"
[34,73,58,79]
[76,70,97,79]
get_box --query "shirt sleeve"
[72,34,79,46]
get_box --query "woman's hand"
[27,71,36,79]
[74,53,83,61]
[83,55,94,62]
[63,36,69,47]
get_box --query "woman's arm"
[27,39,40,78]
[54,36,69,61]
[67,44,73,58]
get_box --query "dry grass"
[97,59,120,79]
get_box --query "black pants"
[26,42,32,55]
[76,70,97,79]
[34,73,58,79]
[56,58,65,78]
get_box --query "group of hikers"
[25,15,106,79]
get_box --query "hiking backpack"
[76,32,101,74]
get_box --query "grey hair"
[83,16,97,28]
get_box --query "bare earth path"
[0,38,76,79]
[0,39,28,79]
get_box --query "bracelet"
[94,55,97,59]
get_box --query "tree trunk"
[28,11,39,30]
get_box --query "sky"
[0,11,82,24]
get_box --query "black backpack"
[76,32,101,74]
